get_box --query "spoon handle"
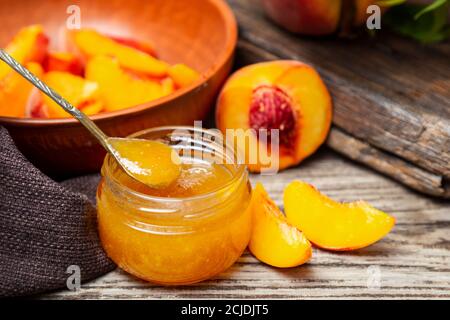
[0,49,110,150]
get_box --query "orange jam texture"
[108,138,181,188]
[97,156,252,285]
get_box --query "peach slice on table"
[41,71,103,118]
[86,55,169,112]
[43,52,84,76]
[68,29,168,77]
[284,181,396,251]
[0,62,44,118]
[249,183,312,268]
[168,64,201,88]
[216,60,332,173]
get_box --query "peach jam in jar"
[97,127,252,285]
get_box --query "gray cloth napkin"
[0,127,115,297]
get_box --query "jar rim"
[102,126,248,204]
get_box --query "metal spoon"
[0,49,180,188]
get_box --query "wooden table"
[41,149,450,299]
[39,0,450,300]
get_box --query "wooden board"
[230,0,450,198]
[39,150,450,300]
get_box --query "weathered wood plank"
[39,150,450,300]
[229,0,450,181]
[327,129,450,197]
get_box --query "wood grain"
[328,129,450,198]
[39,150,450,300]
[34,0,450,300]
[229,0,450,198]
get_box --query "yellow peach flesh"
[249,183,312,268]
[71,29,168,77]
[284,181,395,251]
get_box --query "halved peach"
[0,62,44,118]
[85,55,167,112]
[249,183,312,268]
[68,29,168,77]
[43,52,84,76]
[0,25,48,80]
[284,181,395,251]
[168,64,201,88]
[216,60,332,172]
[41,71,103,118]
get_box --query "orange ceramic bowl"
[0,0,237,177]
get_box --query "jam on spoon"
[0,49,181,188]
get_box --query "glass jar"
[97,126,252,285]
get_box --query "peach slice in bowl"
[0,0,237,177]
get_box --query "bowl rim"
[0,0,238,128]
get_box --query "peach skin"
[109,35,157,57]
[249,183,312,268]
[262,0,342,35]
[43,52,84,76]
[284,181,396,251]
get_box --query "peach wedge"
[168,64,201,88]
[284,181,395,251]
[0,62,44,118]
[42,71,103,118]
[86,56,168,112]
[0,25,48,80]
[262,0,342,35]
[68,29,168,77]
[249,183,312,268]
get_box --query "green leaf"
[376,0,407,7]
[383,1,450,43]
[414,0,448,20]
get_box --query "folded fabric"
[0,126,115,297]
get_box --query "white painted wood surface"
[40,150,450,299]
